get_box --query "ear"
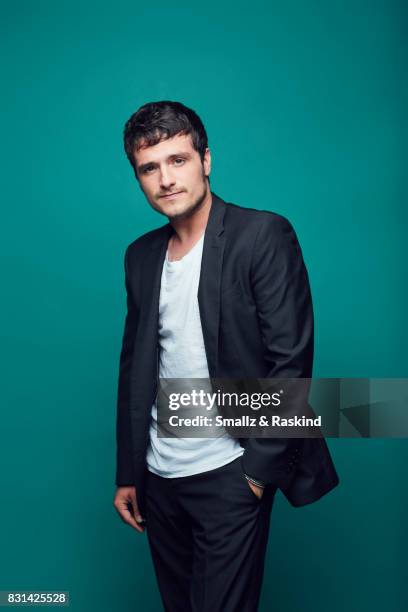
[203,147,211,177]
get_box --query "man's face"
[133,133,211,221]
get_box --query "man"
[113,101,339,612]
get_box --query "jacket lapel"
[198,193,226,377]
[137,224,172,384]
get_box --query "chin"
[166,208,193,221]
[152,187,207,220]
[159,201,194,220]
[177,201,204,217]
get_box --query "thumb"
[128,489,144,522]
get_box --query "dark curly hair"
[123,101,209,179]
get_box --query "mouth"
[159,191,184,200]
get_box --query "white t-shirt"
[146,233,244,477]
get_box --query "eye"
[142,165,155,174]
[173,158,185,166]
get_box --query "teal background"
[1,1,407,610]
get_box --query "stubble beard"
[153,170,209,222]
[166,182,208,222]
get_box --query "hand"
[247,480,264,500]
[113,486,145,533]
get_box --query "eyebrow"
[137,151,192,174]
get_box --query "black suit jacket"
[116,192,339,513]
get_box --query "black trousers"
[145,456,277,612]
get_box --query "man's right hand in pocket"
[113,486,145,533]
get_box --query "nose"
[159,165,176,190]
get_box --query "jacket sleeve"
[115,246,139,486]
[241,215,314,490]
